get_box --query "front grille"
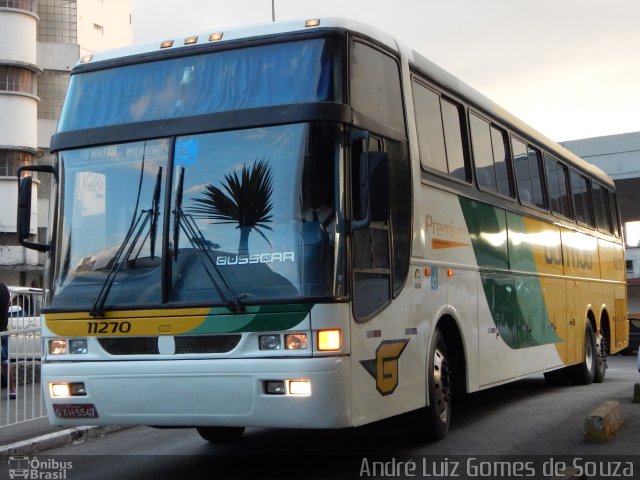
[175,335,241,354]
[97,335,242,355]
[98,337,159,355]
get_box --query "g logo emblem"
[360,339,409,395]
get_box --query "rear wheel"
[196,426,245,443]
[593,332,607,383]
[424,328,452,440]
[571,322,596,385]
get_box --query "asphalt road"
[5,355,640,479]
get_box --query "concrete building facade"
[0,0,132,287]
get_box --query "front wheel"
[196,426,245,443]
[423,328,453,440]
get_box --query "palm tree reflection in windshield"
[188,159,274,255]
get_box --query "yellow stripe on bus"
[45,310,208,336]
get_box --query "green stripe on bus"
[185,304,312,334]
[460,197,562,349]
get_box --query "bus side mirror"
[351,151,390,231]
[16,165,56,252]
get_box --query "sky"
[132,0,640,142]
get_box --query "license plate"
[53,403,99,419]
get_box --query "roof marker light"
[160,40,174,49]
[80,54,93,64]
[209,32,223,41]
[184,36,198,45]
[305,19,321,27]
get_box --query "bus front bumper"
[42,356,351,429]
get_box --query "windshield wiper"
[173,167,246,312]
[90,165,163,317]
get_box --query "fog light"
[49,339,68,355]
[285,333,308,350]
[265,380,286,395]
[50,382,87,397]
[70,383,87,396]
[259,334,281,350]
[288,379,311,396]
[50,383,70,397]
[69,339,88,354]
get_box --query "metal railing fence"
[1,287,46,428]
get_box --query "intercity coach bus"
[17,18,628,441]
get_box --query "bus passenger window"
[470,113,512,197]
[412,80,468,182]
[610,192,621,237]
[571,170,595,227]
[593,182,613,233]
[544,154,572,219]
[513,138,545,209]
[441,99,467,181]
[512,138,532,204]
[491,127,511,197]
[470,113,496,190]
[528,147,545,208]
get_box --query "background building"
[0,0,132,287]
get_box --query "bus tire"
[593,333,607,384]
[571,322,596,385]
[196,426,245,443]
[424,328,452,440]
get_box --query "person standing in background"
[0,282,16,399]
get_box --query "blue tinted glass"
[59,39,340,132]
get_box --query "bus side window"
[593,182,613,233]
[570,170,595,227]
[544,154,572,219]
[610,191,621,237]
[469,112,512,197]
[412,79,469,182]
[513,137,545,209]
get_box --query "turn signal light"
[317,329,341,351]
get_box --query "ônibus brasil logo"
[8,456,72,480]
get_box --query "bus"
[17,17,628,441]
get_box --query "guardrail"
[1,287,46,428]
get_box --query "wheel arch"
[434,314,467,395]
[599,309,612,354]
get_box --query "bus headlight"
[49,339,89,355]
[259,334,281,350]
[50,382,87,397]
[48,339,67,355]
[285,333,308,350]
[69,339,89,354]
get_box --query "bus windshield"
[57,38,342,132]
[52,123,345,310]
